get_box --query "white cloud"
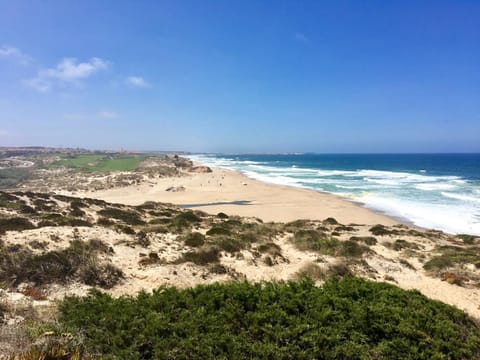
[294,32,311,44]
[0,45,31,65]
[127,76,150,88]
[98,111,119,119]
[62,113,90,121]
[63,111,119,121]
[26,57,109,92]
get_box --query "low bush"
[424,246,480,272]
[399,258,415,270]
[175,211,201,223]
[290,229,330,251]
[180,247,220,265]
[391,239,420,251]
[216,238,245,253]
[59,277,480,359]
[97,208,145,225]
[206,225,231,236]
[291,231,369,258]
[169,211,202,230]
[96,217,115,226]
[370,224,398,236]
[257,242,282,256]
[183,232,205,247]
[338,240,369,257]
[116,225,136,235]
[0,217,36,234]
[458,234,478,245]
[295,262,325,280]
[0,239,123,288]
[69,207,86,217]
[350,236,377,246]
[135,231,150,247]
[334,225,356,232]
[283,219,311,231]
[323,217,339,225]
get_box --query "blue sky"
[0,0,479,153]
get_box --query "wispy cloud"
[98,111,119,119]
[62,113,90,121]
[0,45,32,65]
[294,32,311,44]
[26,57,109,92]
[127,76,150,88]
[63,111,120,121]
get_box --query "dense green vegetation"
[50,154,143,172]
[424,245,480,272]
[59,277,480,359]
[0,167,32,189]
[0,239,123,288]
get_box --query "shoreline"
[75,165,399,226]
[219,164,416,227]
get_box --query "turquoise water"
[189,153,480,235]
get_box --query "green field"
[51,154,144,172]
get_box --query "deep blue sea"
[189,153,480,235]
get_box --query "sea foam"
[189,154,480,235]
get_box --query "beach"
[78,166,398,226]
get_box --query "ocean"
[188,153,480,236]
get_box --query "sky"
[0,0,479,153]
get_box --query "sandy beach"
[78,166,398,226]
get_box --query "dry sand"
[77,167,398,226]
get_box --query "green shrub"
[169,211,202,230]
[97,217,115,226]
[334,225,355,232]
[350,236,377,245]
[135,231,150,247]
[424,246,480,272]
[295,262,325,280]
[291,229,327,250]
[59,277,480,359]
[181,247,220,265]
[0,239,123,288]
[391,239,420,251]
[216,238,245,253]
[97,208,145,225]
[217,212,229,219]
[0,191,18,202]
[117,225,136,235]
[283,219,311,231]
[20,204,37,214]
[148,217,171,225]
[37,220,58,227]
[370,224,398,236]
[225,219,242,227]
[257,242,282,256]
[69,207,86,217]
[0,217,36,234]
[458,234,478,245]
[70,199,87,208]
[338,240,369,257]
[175,211,201,223]
[206,225,231,236]
[326,261,353,277]
[399,259,415,270]
[323,217,339,225]
[183,232,205,247]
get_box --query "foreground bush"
[59,277,480,359]
[0,239,123,288]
